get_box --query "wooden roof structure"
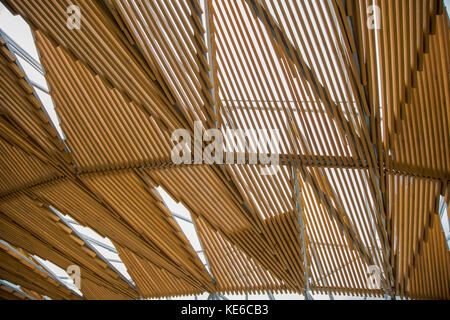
[0,0,449,299]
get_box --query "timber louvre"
[0,0,448,299]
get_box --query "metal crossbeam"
[75,234,118,254]
[171,212,194,224]
[0,30,45,75]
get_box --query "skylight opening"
[155,186,205,263]
[49,206,134,284]
[0,6,65,139]
[439,195,450,250]
[33,256,82,296]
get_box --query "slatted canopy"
[0,0,449,300]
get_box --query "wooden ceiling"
[0,0,448,299]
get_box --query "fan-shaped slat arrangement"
[0,0,448,299]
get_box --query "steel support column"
[291,164,313,300]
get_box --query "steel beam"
[291,165,313,300]
[0,29,45,75]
